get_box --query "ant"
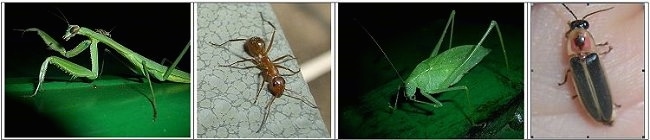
[210,12,318,133]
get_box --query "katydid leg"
[411,86,468,108]
[474,21,509,70]
[431,10,455,57]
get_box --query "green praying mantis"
[359,10,510,123]
[13,10,191,120]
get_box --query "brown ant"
[210,12,318,133]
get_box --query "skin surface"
[530,4,644,138]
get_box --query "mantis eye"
[69,25,80,34]
[63,25,80,41]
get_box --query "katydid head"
[63,25,80,41]
[268,76,286,98]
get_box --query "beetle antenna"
[561,3,579,20]
[582,6,614,20]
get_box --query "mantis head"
[63,25,80,41]
[268,76,286,98]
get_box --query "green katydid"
[13,10,191,120]
[359,10,509,118]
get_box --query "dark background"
[5,3,191,79]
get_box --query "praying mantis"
[7,4,191,122]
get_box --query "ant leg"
[254,73,264,104]
[259,12,277,55]
[273,54,297,64]
[219,58,257,69]
[283,88,318,108]
[209,39,246,47]
[276,65,301,76]
[257,96,277,133]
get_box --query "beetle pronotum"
[558,3,618,126]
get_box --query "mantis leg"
[29,39,100,97]
[141,60,158,121]
[162,41,190,80]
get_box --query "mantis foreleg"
[19,28,101,97]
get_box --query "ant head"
[248,37,265,48]
[62,25,80,41]
[268,76,286,97]
[245,37,266,56]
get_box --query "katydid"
[13,10,191,120]
[359,10,509,117]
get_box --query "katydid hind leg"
[474,21,509,70]
[430,10,456,58]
